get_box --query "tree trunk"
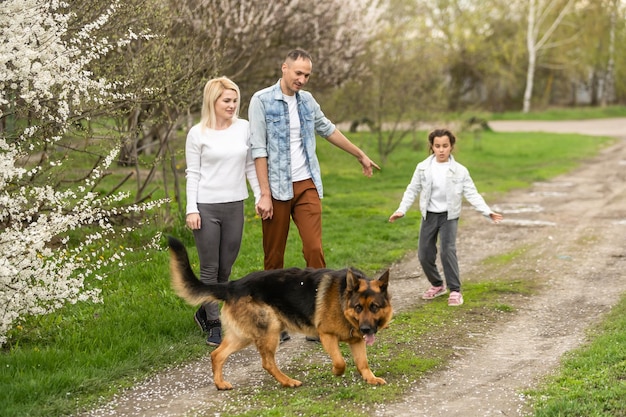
[601,0,617,107]
[590,70,599,106]
[522,0,537,114]
[541,72,554,107]
[523,0,574,113]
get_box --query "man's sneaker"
[448,291,464,306]
[280,331,291,344]
[422,285,447,300]
[305,335,320,343]
[194,308,209,333]
[206,326,222,346]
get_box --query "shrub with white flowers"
[0,0,162,347]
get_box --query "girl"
[389,129,502,306]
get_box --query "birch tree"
[523,0,575,112]
[601,0,619,106]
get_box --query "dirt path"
[79,119,626,417]
[377,119,626,416]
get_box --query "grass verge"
[488,105,626,121]
[526,295,626,417]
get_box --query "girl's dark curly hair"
[427,129,456,154]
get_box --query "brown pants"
[262,179,325,270]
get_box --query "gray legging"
[418,212,461,292]
[193,201,244,321]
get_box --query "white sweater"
[185,118,260,214]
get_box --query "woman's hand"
[186,213,201,230]
[255,195,273,220]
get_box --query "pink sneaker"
[448,291,464,306]
[422,285,447,300]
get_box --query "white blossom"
[0,0,162,347]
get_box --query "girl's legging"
[418,212,461,292]
[193,201,244,321]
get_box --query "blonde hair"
[200,77,241,130]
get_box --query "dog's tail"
[168,236,228,305]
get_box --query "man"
[249,49,380,341]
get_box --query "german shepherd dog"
[168,237,392,390]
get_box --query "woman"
[185,77,260,345]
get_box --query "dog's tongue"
[364,334,375,346]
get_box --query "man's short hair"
[286,49,312,62]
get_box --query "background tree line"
[14,0,624,198]
[2,0,624,217]
[85,0,626,198]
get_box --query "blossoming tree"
[0,0,163,347]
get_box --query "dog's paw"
[281,378,302,388]
[332,364,346,376]
[215,381,234,390]
[366,376,387,385]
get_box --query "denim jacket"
[396,154,493,220]
[249,80,336,201]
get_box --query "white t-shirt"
[185,118,260,214]
[427,160,449,213]
[283,94,311,182]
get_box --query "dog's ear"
[377,269,390,293]
[346,269,359,292]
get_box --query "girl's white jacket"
[395,154,494,220]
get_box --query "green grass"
[442,105,626,124]
[527,295,626,417]
[0,117,620,416]
[482,246,531,266]
[487,105,626,121]
[2,253,207,416]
